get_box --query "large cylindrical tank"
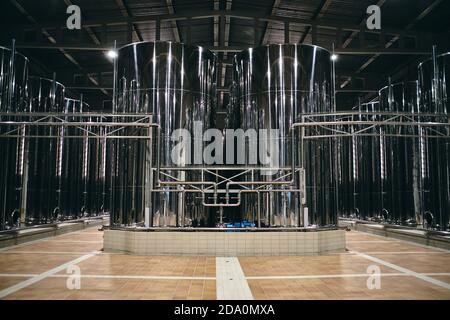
[337,102,381,221]
[418,53,450,230]
[378,82,421,225]
[25,77,65,225]
[0,46,29,230]
[112,41,217,227]
[62,98,100,220]
[89,114,109,216]
[232,44,336,227]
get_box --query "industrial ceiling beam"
[299,0,333,44]
[63,0,101,45]
[10,42,435,55]
[115,0,144,42]
[166,0,181,42]
[341,0,386,48]
[261,0,281,45]
[213,0,219,47]
[9,10,429,40]
[340,0,444,90]
[8,0,109,97]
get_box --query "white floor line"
[51,240,103,243]
[0,250,100,299]
[216,257,253,300]
[351,250,450,290]
[0,251,95,255]
[346,240,399,243]
[0,273,213,280]
[358,251,449,255]
[51,275,215,280]
[2,272,449,281]
[333,251,449,256]
[246,272,450,280]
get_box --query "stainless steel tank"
[0,46,29,230]
[335,110,357,219]
[418,53,450,230]
[379,82,421,225]
[62,98,97,220]
[232,44,336,227]
[337,102,381,221]
[112,41,217,227]
[25,77,65,225]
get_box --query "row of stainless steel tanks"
[2,40,448,231]
[337,53,450,231]
[0,46,108,230]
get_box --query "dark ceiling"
[1,0,449,121]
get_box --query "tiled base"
[339,219,450,251]
[103,229,346,256]
[0,217,108,249]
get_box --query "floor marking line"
[0,273,217,279]
[52,240,103,243]
[48,275,215,280]
[246,272,450,280]
[1,272,449,280]
[352,251,449,255]
[247,273,407,280]
[216,257,253,300]
[0,250,100,299]
[346,240,399,243]
[334,251,449,255]
[0,251,94,255]
[351,249,450,290]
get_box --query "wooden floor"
[0,227,449,300]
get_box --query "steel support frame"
[1,111,448,227]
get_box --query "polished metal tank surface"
[341,102,382,221]
[378,82,421,225]
[232,44,336,227]
[87,113,108,217]
[418,54,450,230]
[0,47,29,230]
[62,98,104,220]
[112,41,217,227]
[25,77,65,224]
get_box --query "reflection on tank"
[232,44,336,227]
[0,41,448,232]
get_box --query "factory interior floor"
[0,224,449,300]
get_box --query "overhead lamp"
[106,50,118,59]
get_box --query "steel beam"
[9,10,429,40]
[115,0,144,42]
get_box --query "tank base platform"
[339,218,450,251]
[103,228,345,256]
[0,216,109,249]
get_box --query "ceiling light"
[106,50,118,59]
